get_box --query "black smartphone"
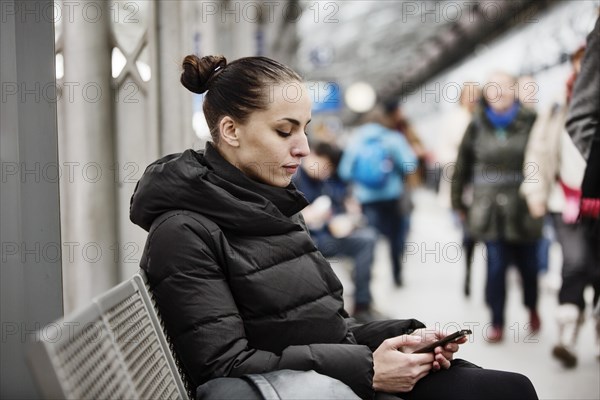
[412,329,472,354]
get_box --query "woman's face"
[232,81,312,187]
[484,72,517,113]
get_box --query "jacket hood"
[130,143,309,236]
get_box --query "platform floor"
[331,188,600,400]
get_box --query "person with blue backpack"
[293,141,384,323]
[338,103,418,287]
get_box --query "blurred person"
[565,16,600,359]
[451,71,542,343]
[312,119,339,143]
[436,84,481,297]
[520,45,598,368]
[518,73,553,276]
[437,83,481,208]
[385,101,427,269]
[387,101,428,189]
[130,54,539,400]
[293,141,382,323]
[338,103,418,287]
[517,74,538,111]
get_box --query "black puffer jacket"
[130,143,424,399]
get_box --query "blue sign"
[309,81,341,114]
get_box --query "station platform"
[331,188,600,400]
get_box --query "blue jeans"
[485,241,539,327]
[313,227,377,307]
[536,215,555,273]
[362,199,406,285]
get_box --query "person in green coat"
[451,71,543,343]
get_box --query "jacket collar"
[130,143,309,235]
[203,142,308,218]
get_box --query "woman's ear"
[218,116,240,147]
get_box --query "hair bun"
[180,55,227,94]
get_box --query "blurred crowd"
[295,17,600,370]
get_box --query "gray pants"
[196,370,359,400]
[551,213,600,311]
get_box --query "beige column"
[61,0,117,311]
[156,0,198,155]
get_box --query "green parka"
[451,104,543,242]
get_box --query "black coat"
[567,17,600,223]
[566,16,599,161]
[130,143,424,399]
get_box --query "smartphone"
[412,329,472,354]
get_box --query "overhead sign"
[308,80,341,113]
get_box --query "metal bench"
[27,272,192,399]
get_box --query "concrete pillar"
[156,0,197,155]
[231,4,257,59]
[261,1,300,67]
[61,0,118,311]
[1,0,63,396]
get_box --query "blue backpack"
[352,137,395,189]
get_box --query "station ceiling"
[296,0,561,104]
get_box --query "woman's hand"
[372,335,434,393]
[407,328,468,370]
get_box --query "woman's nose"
[292,135,310,158]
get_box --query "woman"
[437,84,481,297]
[451,71,543,343]
[130,55,538,399]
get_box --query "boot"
[552,304,583,368]
[529,309,541,333]
[487,325,504,343]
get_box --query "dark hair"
[313,141,342,169]
[381,98,399,115]
[180,54,302,142]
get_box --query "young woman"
[130,55,538,399]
